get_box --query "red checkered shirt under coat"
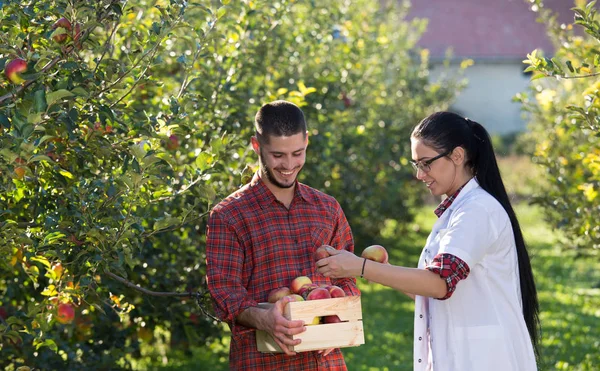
[426,184,471,300]
[206,173,360,370]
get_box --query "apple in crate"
[290,276,312,294]
[267,287,292,303]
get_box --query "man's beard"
[259,151,297,189]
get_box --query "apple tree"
[0,0,248,368]
[1,0,465,368]
[519,0,600,253]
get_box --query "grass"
[152,202,600,370]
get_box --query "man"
[206,100,360,370]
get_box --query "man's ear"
[251,136,260,154]
[450,146,466,166]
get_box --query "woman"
[316,111,540,370]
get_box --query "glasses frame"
[410,150,451,173]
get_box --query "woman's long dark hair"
[412,111,541,359]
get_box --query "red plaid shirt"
[426,184,471,300]
[206,173,360,370]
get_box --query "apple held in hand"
[361,244,389,264]
[5,58,27,84]
[314,245,332,261]
[267,287,291,303]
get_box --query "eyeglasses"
[410,151,451,173]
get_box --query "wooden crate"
[255,295,364,353]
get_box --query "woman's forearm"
[362,260,447,299]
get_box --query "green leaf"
[71,87,89,97]
[30,155,53,163]
[531,72,546,81]
[27,113,42,124]
[59,169,74,179]
[36,135,57,147]
[35,338,58,352]
[153,216,180,231]
[34,89,47,113]
[43,232,66,245]
[0,112,10,129]
[566,60,575,73]
[217,6,227,19]
[195,152,214,171]
[46,89,74,107]
[30,256,51,269]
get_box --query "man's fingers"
[274,337,297,356]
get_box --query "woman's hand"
[315,246,362,278]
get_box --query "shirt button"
[419,337,422,341]
[418,359,422,363]
[419,314,423,318]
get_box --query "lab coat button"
[419,337,422,341]
[419,314,423,318]
[418,359,422,363]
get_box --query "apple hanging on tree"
[4,58,27,84]
[56,303,75,324]
[52,17,72,44]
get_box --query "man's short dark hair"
[254,100,307,144]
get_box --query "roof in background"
[407,0,577,60]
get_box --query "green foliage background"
[519,0,600,254]
[0,0,465,368]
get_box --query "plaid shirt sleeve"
[206,209,257,331]
[425,253,470,300]
[328,201,360,297]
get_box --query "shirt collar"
[434,177,477,217]
[250,172,313,208]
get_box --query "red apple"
[298,283,319,299]
[166,134,179,150]
[314,245,332,261]
[267,287,291,303]
[52,17,72,44]
[0,306,7,320]
[290,276,312,294]
[361,244,389,264]
[5,58,27,84]
[51,262,64,279]
[326,285,346,298]
[323,315,343,323]
[306,287,331,301]
[73,23,82,47]
[56,303,75,324]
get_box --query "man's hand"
[316,246,362,278]
[263,295,306,356]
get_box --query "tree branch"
[104,269,191,297]
[553,71,600,79]
[104,269,221,322]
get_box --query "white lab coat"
[413,178,537,371]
